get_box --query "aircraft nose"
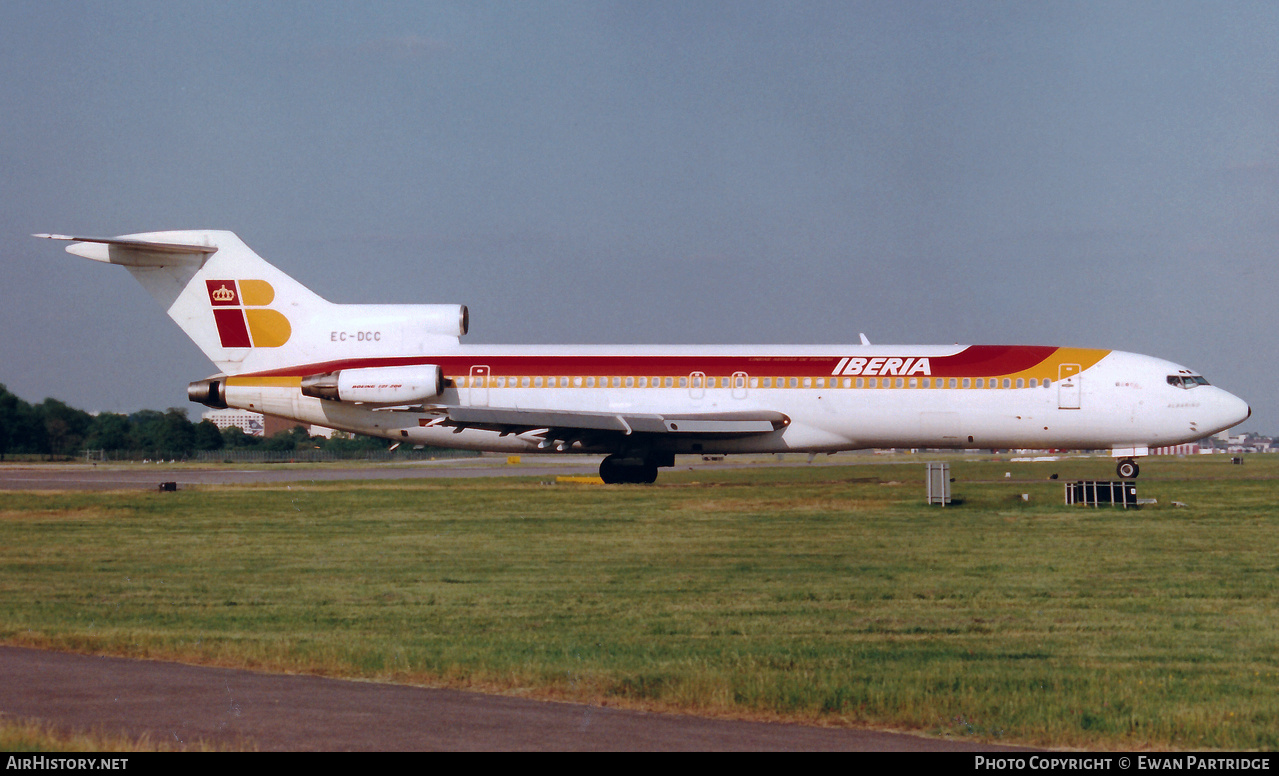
[1217,390,1251,431]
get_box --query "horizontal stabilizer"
[33,233,217,266]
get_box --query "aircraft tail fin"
[36,231,467,376]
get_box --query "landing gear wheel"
[599,455,659,484]
[600,456,622,484]
[1116,459,1140,479]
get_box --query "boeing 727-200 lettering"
[35,230,1251,483]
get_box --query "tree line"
[0,383,389,459]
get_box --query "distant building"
[203,408,265,436]
[202,408,335,439]
[1151,443,1201,456]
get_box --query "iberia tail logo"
[205,279,291,348]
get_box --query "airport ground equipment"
[926,462,951,506]
[1065,481,1138,508]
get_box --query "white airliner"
[36,230,1250,483]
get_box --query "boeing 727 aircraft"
[36,230,1250,483]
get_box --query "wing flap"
[443,406,788,436]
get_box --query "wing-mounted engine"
[300,364,445,404]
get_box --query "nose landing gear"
[1116,458,1140,479]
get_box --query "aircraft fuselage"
[217,344,1250,458]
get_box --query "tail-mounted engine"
[188,378,228,409]
[300,364,444,404]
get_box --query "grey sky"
[3,2,1276,433]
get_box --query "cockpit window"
[1167,375,1210,389]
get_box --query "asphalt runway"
[0,454,934,491]
[0,459,602,490]
[0,647,1033,751]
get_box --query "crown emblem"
[211,285,235,302]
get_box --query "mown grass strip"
[1,455,1277,749]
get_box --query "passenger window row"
[455,375,1058,389]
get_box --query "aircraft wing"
[428,406,788,449]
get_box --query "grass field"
[2,454,1277,750]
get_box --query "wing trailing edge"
[442,406,789,437]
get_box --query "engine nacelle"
[300,364,444,404]
[188,377,228,409]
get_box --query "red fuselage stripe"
[238,345,1066,379]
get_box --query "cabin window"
[976,378,984,388]
[534,376,543,388]
[868,378,878,388]
[894,378,903,388]
[611,377,620,388]
[638,377,647,388]
[679,377,687,388]
[1016,378,1024,389]
[749,377,758,388]
[1043,379,1051,388]
[856,377,864,388]
[586,377,595,388]
[1003,378,1011,389]
[843,377,852,388]
[1029,378,1037,388]
[665,377,673,388]
[572,376,582,387]
[626,376,635,388]
[803,377,812,388]
[909,378,918,388]
[962,378,971,388]
[762,377,772,388]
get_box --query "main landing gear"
[599,453,671,484]
[1116,458,1140,479]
